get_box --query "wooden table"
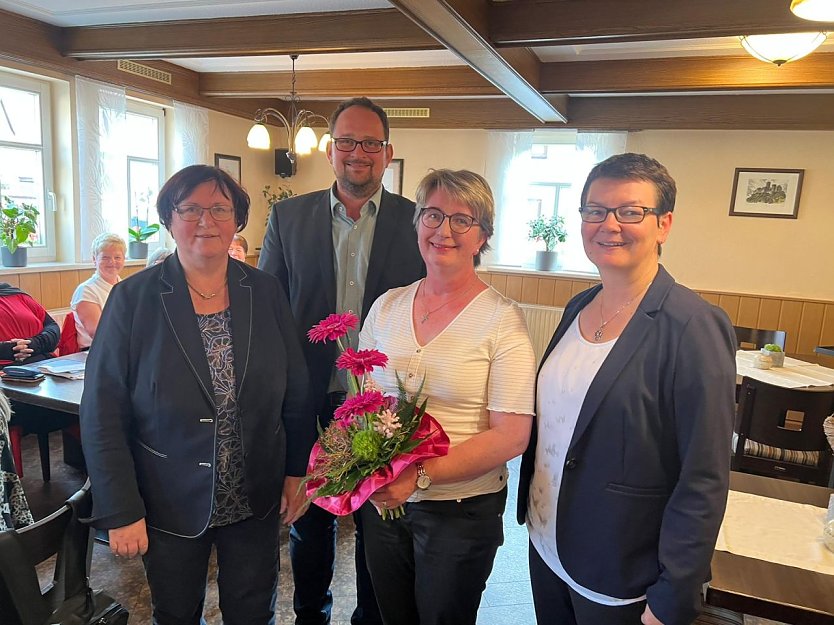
[0,373,83,415]
[705,472,834,624]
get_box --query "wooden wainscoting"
[0,265,144,310]
[481,270,834,367]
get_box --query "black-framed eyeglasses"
[173,204,235,222]
[419,207,480,234]
[578,205,660,224]
[331,137,388,153]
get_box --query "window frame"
[125,98,165,248]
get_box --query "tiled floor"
[18,432,785,625]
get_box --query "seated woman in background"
[0,282,59,367]
[228,233,248,262]
[146,246,172,267]
[71,232,126,350]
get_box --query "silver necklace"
[186,278,227,300]
[419,279,477,324]
[594,282,651,342]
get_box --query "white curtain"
[576,131,627,164]
[483,131,534,267]
[75,77,127,260]
[172,100,209,172]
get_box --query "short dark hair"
[157,165,250,232]
[329,97,390,141]
[580,153,676,215]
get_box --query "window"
[125,101,164,245]
[0,73,55,259]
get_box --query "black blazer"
[80,253,314,538]
[517,266,736,625]
[258,187,425,412]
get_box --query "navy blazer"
[80,253,315,538]
[517,266,736,625]
[258,187,425,413]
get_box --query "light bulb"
[246,123,271,150]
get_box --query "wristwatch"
[415,462,432,490]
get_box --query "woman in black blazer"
[81,165,315,625]
[518,154,736,625]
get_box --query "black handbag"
[50,588,130,625]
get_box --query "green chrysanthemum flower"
[352,429,382,462]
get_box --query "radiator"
[519,304,564,363]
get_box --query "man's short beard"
[338,176,381,199]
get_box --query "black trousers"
[288,392,382,625]
[142,508,280,625]
[361,489,507,625]
[528,542,647,625]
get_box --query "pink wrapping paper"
[305,412,450,516]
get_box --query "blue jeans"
[143,509,279,625]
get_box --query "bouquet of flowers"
[303,312,449,519]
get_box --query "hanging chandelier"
[246,54,330,162]
[790,0,834,22]
[740,31,827,65]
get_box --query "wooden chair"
[7,403,77,481]
[733,325,786,351]
[732,376,834,485]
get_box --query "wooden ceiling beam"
[61,9,439,59]
[388,0,565,122]
[491,0,834,47]
[540,53,834,94]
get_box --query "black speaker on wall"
[275,149,297,178]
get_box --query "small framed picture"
[382,159,404,195]
[215,153,242,184]
[729,168,804,219]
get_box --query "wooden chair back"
[733,325,787,351]
[733,377,834,485]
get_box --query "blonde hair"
[91,232,127,258]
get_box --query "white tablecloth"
[736,350,834,388]
[715,490,834,575]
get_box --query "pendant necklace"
[594,282,651,342]
[419,279,477,324]
[186,277,227,300]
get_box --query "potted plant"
[0,196,39,268]
[263,184,295,226]
[761,343,785,367]
[127,224,160,259]
[528,214,567,271]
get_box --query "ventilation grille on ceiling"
[383,107,430,119]
[117,60,172,85]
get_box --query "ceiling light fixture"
[246,54,330,161]
[740,32,827,65]
[790,0,834,22]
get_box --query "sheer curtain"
[172,100,209,172]
[75,77,127,260]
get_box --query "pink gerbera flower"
[307,312,359,343]
[336,348,388,376]
[334,390,386,421]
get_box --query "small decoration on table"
[761,343,785,367]
[824,519,834,553]
[753,352,773,369]
[303,312,449,520]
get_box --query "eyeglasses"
[419,207,480,234]
[173,204,235,222]
[578,205,660,224]
[331,137,388,153]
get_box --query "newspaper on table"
[35,352,87,380]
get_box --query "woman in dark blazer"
[518,153,736,625]
[81,165,314,625]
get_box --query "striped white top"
[359,280,536,501]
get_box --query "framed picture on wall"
[729,168,804,219]
[382,159,404,195]
[215,153,242,184]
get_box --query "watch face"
[416,474,432,490]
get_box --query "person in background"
[146,247,173,267]
[71,232,126,350]
[259,96,424,625]
[359,169,536,625]
[0,389,34,530]
[0,283,59,367]
[518,153,736,625]
[81,164,314,625]
[228,234,248,262]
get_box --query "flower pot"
[128,241,149,260]
[761,348,785,367]
[1,246,27,267]
[534,250,558,272]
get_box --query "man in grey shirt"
[259,97,424,625]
